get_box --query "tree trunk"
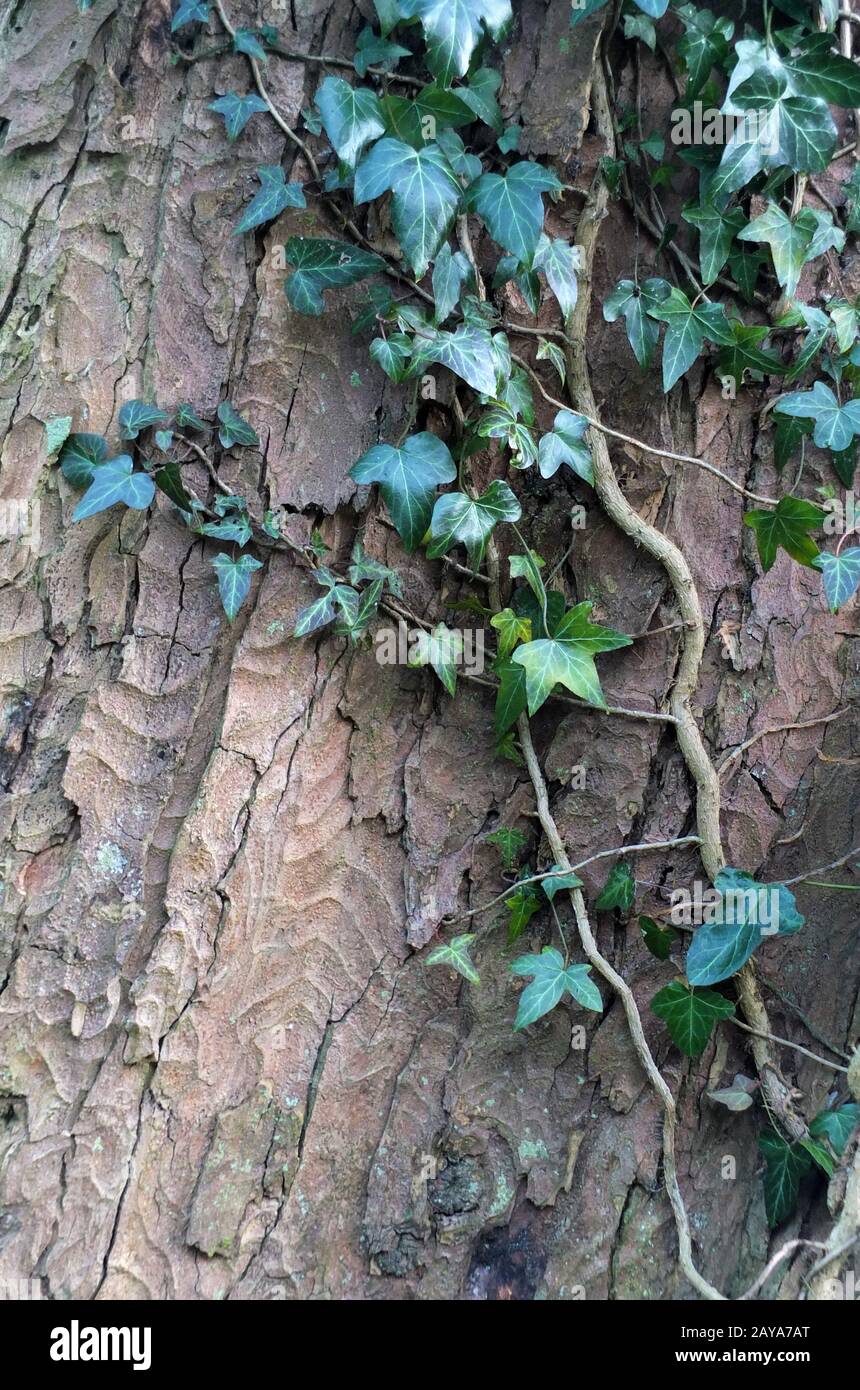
[0,0,857,1301]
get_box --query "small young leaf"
[233,28,268,62]
[511,946,602,1030]
[813,548,860,611]
[175,402,207,431]
[541,865,583,901]
[485,826,527,871]
[639,914,677,962]
[426,933,480,984]
[208,92,269,141]
[809,1103,859,1156]
[118,399,168,440]
[171,1,209,31]
[234,165,305,234]
[594,860,635,912]
[743,496,825,572]
[651,980,735,1057]
[217,401,259,448]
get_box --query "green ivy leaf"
[419,324,500,395]
[677,6,733,99]
[639,914,678,962]
[347,538,403,597]
[686,868,804,986]
[603,276,670,369]
[59,433,109,488]
[284,237,386,314]
[536,338,566,384]
[743,495,825,572]
[154,461,193,512]
[498,124,522,153]
[234,165,305,234]
[511,946,602,1031]
[72,455,155,521]
[624,12,656,50]
[759,1131,813,1228]
[594,860,635,912]
[490,607,532,660]
[353,25,411,78]
[681,203,746,287]
[503,879,542,943]
[370,334,411,382]
[717,321,786,382]
[171,1,209,31]
[428,479,522,568]
[118,399,168,440]
[786,35,860,107]
[648,288,734,391]
[512,602,632,714]
[208,92,269,141]
[485,826,527,870]
[217,401,259,448]
[409,622,464,695]
[233,28,268,62]
[813,548,860,611]
[355,138,461,276]
[212,552,263,621]
[537,409,593,484]
[774,413,813,472]
[651,980,735,1057]
[350,432,457,551]
[809,1103,859,1156]
[494,658,528,734]
[456,66,504,132]
[533,234,580,317]
[541,865,583,901]
[465,162,563,265]
[426,932,481,984]
[774,380,860,452]
[398,0,513,85]
[315,76,385,167]
[432,243,472,325]
[435,127,483,182]
[737,204,818,298]
[379,86,473,151]
[176,402,207,430]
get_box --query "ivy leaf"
[533,234,580,317]
[432,244,472,325]
[485,826,527,871]
[347,539,403,598]
[494,658,528,734]
[456,66,504,132]
[737,204,818,298]
[536,338,566,385]
[677,6,733,98]
[59,433,109,488]
[208,92,269,141]
[504,881,542,943]
[717,322,786,382]
[154,461,193,512]
[809,1103,859,1156]
[284,237,385,314]
[233,28,268,62]
[353,25,412,78]
[686,869,804,986]
[234,165,305,234]
[639,915,678,962]
[744,495,825,572]
[681,203,746,286]
[498,124,522,154]
[512,602,632,714]
[216,401,258,449]
[511,947,602,1030]
[72,455,155,521]
[421,325,500,395]
[212,552,263,621]
[398,0,513,85]
[490,607,532,660]
[774,380,860,452]
[410,623,463,695]
[787,38,860,108]
[171,1,209,30]
[727,245,769,302]
[428,479,522,568]
[176,402,207,430]
[537,409,593,484]
[370,334,411,381]
[541,865,583,901]
[594,860,635,912]
[118,399,168,440]
[154,429,173,452]
[649,288,734,391]
[315,76,385,167]
[355,138,461,276]
[759,1132,813,1228]
[426,932,480,984]
[603,276,670,369]
[465,162,563,265]
[294,590,336,637]
[813,548,860,611]
[197,513,253,545]
[436,127,483,182]
[624,13,656,50]
[350,432,457,551]
[773,413,812,472]
[651,980,735,1057]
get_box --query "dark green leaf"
[59,433,109,488]
[639,915,677,962]
[651,980,735,1056]
[399,0,513,85]
[212,552,263,621]
[217,401,259,448]
[118,399,168,440]
[594,860,635,912]
[759,1131,812,1227]
[355,138,461,275]
[315,76,385,167]
[428,479,522,568]
[350,432,457,551]
[234,165,305,233]
[284,237,385,314]
[465,161,563,265]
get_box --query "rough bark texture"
[0,0,858,1301]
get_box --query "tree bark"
[0,0,857,1301]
